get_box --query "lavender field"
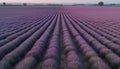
[0,6,120,69]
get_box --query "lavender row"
[0,16,44,40]
[41,14,61,69]
[14,14,58,69]
[0,15,40,35]
[0,15,50,47]
[69,15,120,68]
[81,18,120,39]
[62,14,83,69]
[65,14,110,69]
[0,14,54,60]
[80,21,120,46]
[70,16,120,55]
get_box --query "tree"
[23,3,27,6]
[98,1,104,6]
[3,2,6,6]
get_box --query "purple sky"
[0,0,120,4]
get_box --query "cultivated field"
[0,6,120,69]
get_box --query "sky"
[0,0,120,4]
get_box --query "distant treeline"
[72,4,120,6]
[0,3,64,6]
[0,3,28,6]
[0,2,120,6]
